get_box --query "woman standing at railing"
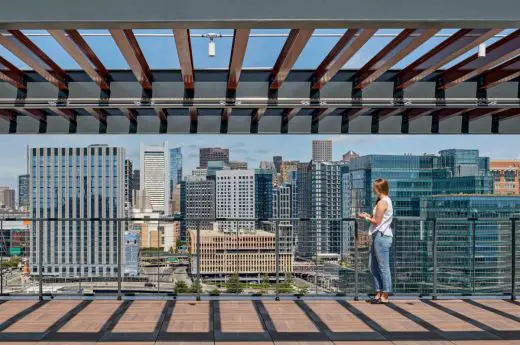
[359,178,393,304]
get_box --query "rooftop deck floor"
[0,299,519,344]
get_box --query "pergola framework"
[0,0,519,134]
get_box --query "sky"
[1,134,519,190]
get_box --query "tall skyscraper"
[18,174,30,210]
[169,147,183,194]
[199,147,229,168]
[297,161,342,258]
[273,184,293,254]
[140,142,169,214]
[216,170,255,232]
[312,140,332,162]
[180,176,216,232]
[132,169,140,190]
[490,160,520,195]
[255,169,273,226]
[273,156,283,173]
[124,159,133,210]
[0,187,15,210]
[29,145,125,277]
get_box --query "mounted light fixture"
[205,33,220,57]
[478,42,486,57]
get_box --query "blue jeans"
[369,232,393,293]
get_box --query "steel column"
[280,108,300,134]
[270,29,314,90]
[355,28,439,89]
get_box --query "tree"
[189,280,202,293]
[174,280,189,293]
[225,272,243,293]
[262,273,270,289]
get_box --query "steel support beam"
[18,108,47,122]
[396,29,500,90]
[84,107,107,123]
[311,29,375,90]
[280,108,300,133]
[0,56,25,90]
[49,107,76,121]
[439,30,520,90]
[0,30,68,90]
[0,109,16,122]
[227,29,250,92]
[110,29,152,90]
[311,108,335,133]
[354,29,439,90]
[250,108,265,133]
[173,29,195,90]
[49,29,110,91]
[481,56,520,89]
[270,29,313,90]
[1,0,519,29]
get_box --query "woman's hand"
[359,212,369,220]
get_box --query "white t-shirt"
[368,195,393,237]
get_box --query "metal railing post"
[157,219,160,294]
[275,220,280,301]
[469,217,477,295]
[354,219,359,301]
[431,218,438,300]
[315,220,319,296]
[0,219,3,295]
[512,218,517,301]
[39,220,43,301]
[196,220,201,301]
[117,220,122,300]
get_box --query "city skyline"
[0,135,519,191]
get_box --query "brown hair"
[374,178,389,205]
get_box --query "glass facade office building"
[29,145,125,277]
[421,195,520,294]
[169,147,183,195]
[342,149,499,294]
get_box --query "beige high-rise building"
[187,229,293,279]
[312,140,332,162]
[490,160,520,195]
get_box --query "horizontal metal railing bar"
[2,216,516,221]
[0,32,510,39]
